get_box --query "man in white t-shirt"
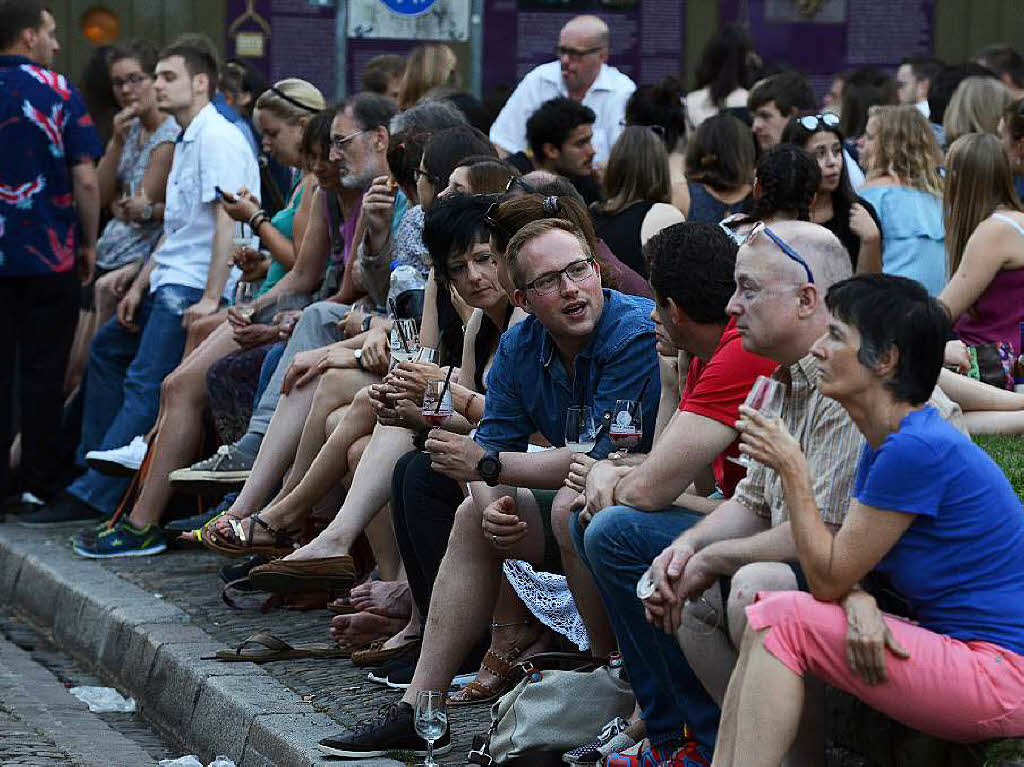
[489,14,635,164]
[23,35,260,545]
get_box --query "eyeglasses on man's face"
[524,257,596,295]
[797,113,840,132]
[743,221,816,285]
[556,45,602,61]
[330,128,370,151]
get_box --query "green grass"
[975,434,1024,500]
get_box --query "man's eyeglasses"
[505,176,536,195]
[743,221,815,284]
[412,167,435,184]
[330,129,369,151]
[524,257,596,295]
[556,45,603,61]
[797,113,840,132]
[112,73,150,89]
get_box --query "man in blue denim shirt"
[317,218,659,758]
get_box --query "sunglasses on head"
[505,176,536,195]
[797,113,840,132]
[744,221,816,285]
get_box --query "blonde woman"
[939,133,1024,357]
[397,44,459,111]
[943,76,1014,146]
[858,105,946,295]
[590,126,685,279]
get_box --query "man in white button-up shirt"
[489,14,636,164]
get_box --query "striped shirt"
[733,354,965,527]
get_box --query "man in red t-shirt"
[553,222,776,764]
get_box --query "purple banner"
[226,0,336,99]
[721,0,935,96]
[481,0,685,99]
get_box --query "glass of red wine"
[422,378,454,424]
[609,399,642,455]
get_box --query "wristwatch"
[140,202,154,222]
[353,348,364,370]
[477,451,502,486]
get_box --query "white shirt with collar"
[151,102,261,296]
[489,60,636,164]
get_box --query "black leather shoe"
[317,701,451,758]
[17,492,103,528]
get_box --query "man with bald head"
[489,14,635,164]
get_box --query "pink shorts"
[746,591,1024,742]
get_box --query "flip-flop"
[205,631,349,662]
[248,555,358,593]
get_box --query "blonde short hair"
[943,76,1014,145]
[253,78,325,126]
[504,218,593,290]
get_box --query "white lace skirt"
[502,559,589,651]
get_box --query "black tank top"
[591,201,656,279]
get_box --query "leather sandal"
[351,635,422,668]
[248,554,358,594]
[200,511,299,559]
[205,631,348,662]
[448,621,547,707]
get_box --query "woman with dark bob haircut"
[713,273,1024,764]
[681,112,755,223]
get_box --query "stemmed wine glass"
[728,375,786,468]
[234,280,258,321]
[414,690,447,766]
[609,399,642,455]
[565,406,598,454]
[390,318,420,366]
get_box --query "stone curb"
[0,526,401,767]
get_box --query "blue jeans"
[572,505,720,752]
[253,342,285,407]
[69,284,203,514]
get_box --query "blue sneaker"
[73,520,167,558]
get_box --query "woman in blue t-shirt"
[713,273,1024,765]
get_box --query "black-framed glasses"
[330,129,369,151]
[743,221,815,284]
[112,72,150,89]
[797,113,840,132]
[524,257,596,295]
[556,45,603,60]
[505,176,536,195]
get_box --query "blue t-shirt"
[475,289,659,461]
[0,56,103,276]
[854,406,1024,655]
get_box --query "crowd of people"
[3,0,1024,764]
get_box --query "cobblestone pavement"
[0,613,176,766]
[28,528,491,764]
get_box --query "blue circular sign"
[379,0,438,16]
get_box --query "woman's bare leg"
[284,424,414,561]
[276,372,378,499]
[939,368,1024,433]
[183,309,228,356]
[129,323,241,527]
[713,625,804,767]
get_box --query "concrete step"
[0,525,401,767]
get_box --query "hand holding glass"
[234,280,258,321]
[421,379,454,427]
[728,375,785,468]
[414,690,447,766]
[390,318,420,365]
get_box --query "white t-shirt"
[150,102,261,295]
[489,61,636,164]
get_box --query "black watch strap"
[477,451,502,486]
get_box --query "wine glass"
[565,406,598,455]
[636,566,721,635]
[728,375,786,468]
[609,399,642,455]
[390,318,420,366]
[414,690,447,766]
[234,280,258,321]
[421,379,454,427]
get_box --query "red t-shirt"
[678,318,778,497]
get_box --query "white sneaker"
[85,435,148,476]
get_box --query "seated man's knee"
[729,563,798,612]
[451,495,483,538]
[582,504,640,563]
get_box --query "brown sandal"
[201,511,299,559]
[448,621,547,707]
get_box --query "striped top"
[735,354,966,527]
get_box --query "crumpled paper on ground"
[158,757,236,767]
[68,686,136,713]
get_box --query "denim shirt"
[475,289,660,459]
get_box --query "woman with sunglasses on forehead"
[782,112,882,272]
